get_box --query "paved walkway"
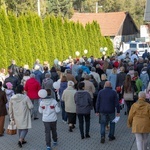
[0,105,149,150]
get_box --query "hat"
[6,82,13,89]
[38,89,47,98]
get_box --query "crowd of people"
[0,51,150,150]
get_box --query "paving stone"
[0,107,149,150]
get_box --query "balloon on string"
[84,49,88,54]
[38,89,47,98]
[102,51,106,55]
[87,58,91,63]
[75,51,80,56]
[58,61,61,66]
[100,48,103,52]
[54,59,59,65]
[53,82,60,89]
[57,79,61,84]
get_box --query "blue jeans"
[99,113,115,139]
[61,101,67,122]
[18,129,28,140]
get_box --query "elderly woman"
[9,85,33,148]
[62,81,77,132]
[128,91,150,150]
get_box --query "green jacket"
[135,78,143,94]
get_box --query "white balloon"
[57,79,61,84]
[53,82,60,89]
[102,51,106,55]
[58,61,61,66]
[100,48,103,52]
[84,49,88,54]
[87,58,91,63]
[38,89,47,98]
[75,51,80,56]
[54,59,58,65]
[104,47,108,51]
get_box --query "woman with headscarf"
[128,91,150,150]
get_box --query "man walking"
[96,81,120,143]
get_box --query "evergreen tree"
[9,13,25,66]
[25,13,40,62]
[0,9,16,65]
[49,15,62,61]
[18,15,33,67]
[44,15,56,65]
[105,37,114,56]
[57,16,69,60]
[0,24,7,68]
[34,14,48,63]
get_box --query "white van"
[122,41,150,56]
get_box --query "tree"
[18,15,33,67]
[9,13,25,66]
[0,24,7,68]
[47,0,74,18]
[44,15,56,65]
[0,9,16,64]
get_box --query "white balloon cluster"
[100,47,108,55]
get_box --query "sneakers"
[109,136,116,141]
[100,137,105,144]
[81,135,85,139]
[46,147,51,150]
[53,142,57,146]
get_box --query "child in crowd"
[5,82,14,111]
[38,89,60,150]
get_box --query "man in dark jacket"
[3,69,19,93]
[96,81,120,143]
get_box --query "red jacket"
[24,78,41,99]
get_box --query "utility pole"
[37,0,41,16]
[96,2,98,13]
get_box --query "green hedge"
[0,10,114,69]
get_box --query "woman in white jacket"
[9,85,33,148]
[38,89,60,150]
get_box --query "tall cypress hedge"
[0,11,114,69]
[0,25,7,68]
[18,15,33,68]
[9,13,25,66]
[0,10,16,64]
